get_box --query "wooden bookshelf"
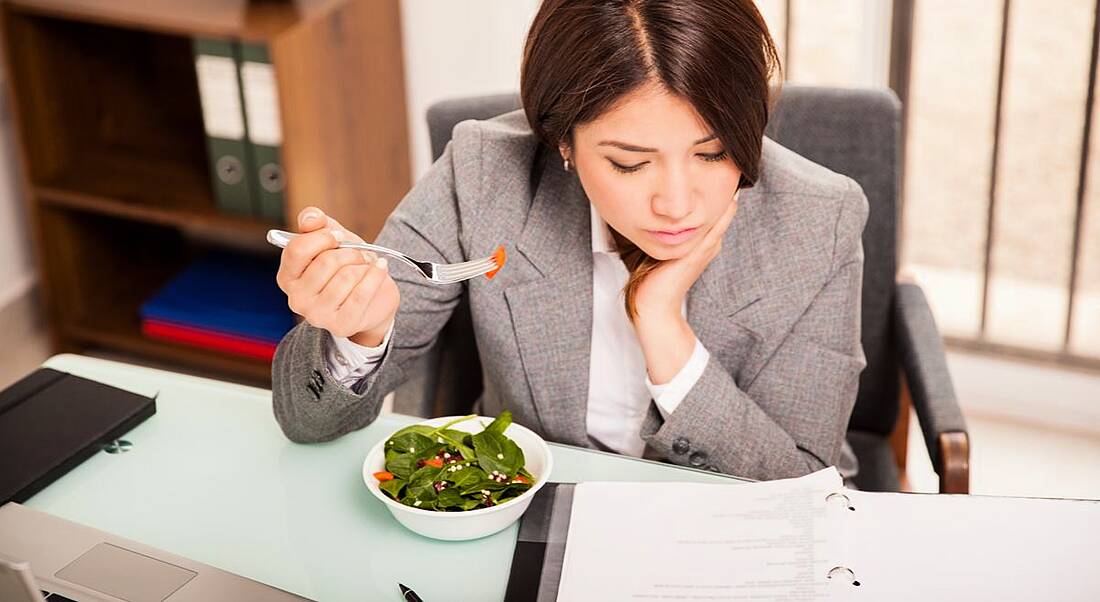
[0,0,411,385]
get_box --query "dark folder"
[0,368,156,504]
[504,483,576,602]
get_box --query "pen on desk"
[399,583,425,602]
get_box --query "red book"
[141,319,278,361]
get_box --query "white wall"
[399,0,541,179]
[0,73,34,312]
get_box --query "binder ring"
[826,492,855,511]
[827,566,860,586]
[259,163,285,193]
[216,156,244,185]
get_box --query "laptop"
[0,502,311,601]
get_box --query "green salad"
[372,411,535,512]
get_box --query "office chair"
[393,87,970,494]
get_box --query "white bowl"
[362,415,554,541]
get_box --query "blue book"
[140,252,294,344]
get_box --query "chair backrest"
[401,86,901,436]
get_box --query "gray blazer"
[272,109,869,481]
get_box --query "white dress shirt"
[325,204,710,457]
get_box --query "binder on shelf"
[138,251,294,360]
[193,37,256,216]
[240,41,286,223]
[141,319,277,361]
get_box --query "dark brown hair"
[520,0,781,320]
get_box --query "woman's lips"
[646,226,699,245]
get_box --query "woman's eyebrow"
[597,134,717,152]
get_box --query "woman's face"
[566,80,742,260]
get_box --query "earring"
[563,157,573,172]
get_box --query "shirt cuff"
[645,338,710,418]
[325,320,395,389]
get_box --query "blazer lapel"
[504,152,593,447]
[687,187,769,384]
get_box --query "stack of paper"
[554,468,1100,601]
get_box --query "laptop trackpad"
[55,542,197,602]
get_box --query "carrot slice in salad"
[373,471,395,482]
[485,245,507,280]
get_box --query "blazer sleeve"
[641,179,870,480]
[271,140,475,443]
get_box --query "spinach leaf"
[472,429,525,477]
[483,411,513,435]
[403,480,439,510]
[385,453,419,480]
[422,415,479,458]
[459,478,509,496]
[378,478,406,500]
[442,464,486,489]
[439,428,471,441]
[436,430,476,459]
[434,487,466,509]
[386,424,437,440]
[386,432,435,456]
[497,480,532,501]
[407,464,444,487]
[402,497,436,511]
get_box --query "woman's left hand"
[631,193,739,385]
[632,193,740,321]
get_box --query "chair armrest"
[895,281,970,493]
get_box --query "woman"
[272,0,868,481]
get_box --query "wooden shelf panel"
[35,151,212,209]
[4,0,328,40]
[37,185,278,238]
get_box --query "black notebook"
[0,368,156,504]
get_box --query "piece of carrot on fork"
[485,245,507,280]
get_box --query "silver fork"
[266,229,503,284]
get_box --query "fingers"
[323,215,364,244]
[685,198,738,265]
[316,263,371,311]
[343,258,390,313]
[294,246,372,298]
[297,205,364,243]
[328,258,393,335]
[296,206,328,233]
[277,228,342,286]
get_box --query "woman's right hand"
[276,207,400,346]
